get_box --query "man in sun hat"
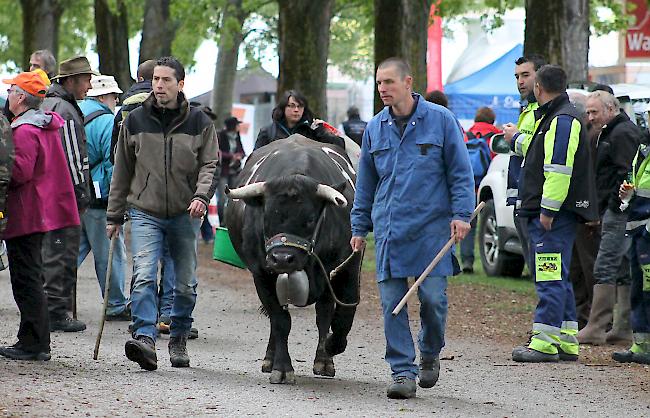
[77,74,130,322]
[40,55,98,333]
[0,71,78,361]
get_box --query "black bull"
[224,135,360,384]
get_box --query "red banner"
[427,3,443,92]
[626,0,650,59]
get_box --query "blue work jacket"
[351,94,475,281]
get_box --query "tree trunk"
[524,0,589,82]
[211,0,247,128]
[374,0,430,112]
[139,0,176,63]
[277,0,334,119]
[94,0,134,91]
[20,0,64,70]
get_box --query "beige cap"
[87,75,123,97]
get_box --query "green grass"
[451,272,535,296]
[360,234,535,296]
[361,234,376,272]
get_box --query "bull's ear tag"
[418,144,431,155]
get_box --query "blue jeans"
[200,217,214,242]
[128,208,200,340]
[157,243,175,322]
[78,208,128,316]
[378,275,448,380]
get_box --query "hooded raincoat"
[4,109,79,239]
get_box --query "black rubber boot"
[125,335,157,371]
[169,335,190,367]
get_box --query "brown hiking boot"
[169,335,190,367]
[125,335,157,371]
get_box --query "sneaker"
[418,356,440,388]
[512,346,559,363]
[158,320,198,339]
[106,308,131,322]
[169,335,190,367]
[0,345,51,361]
[387,376,416,399]
[50,316,86,332]
[125,335,157,371]
[462,266,474,274]
[157,321,171,335]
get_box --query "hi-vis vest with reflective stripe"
[514,107,581,213]
[506,102,539,206]
[627,145,650,230]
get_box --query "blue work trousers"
[528,211,578,329]
[378,275,448,380]
[629,227,650,333]
[128,208,200,340]
[78,208,128,316]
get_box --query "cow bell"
[276,270,309,307]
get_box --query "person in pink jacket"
[0,72,79,361]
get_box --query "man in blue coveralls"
[350,57,475,399]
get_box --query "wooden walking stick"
[392,202,485,316]
[93,234,116,360]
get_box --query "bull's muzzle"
[266,248,301,273]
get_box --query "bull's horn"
[316,184,348,207]
[226,182,266,199]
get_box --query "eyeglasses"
[286,103,304,110]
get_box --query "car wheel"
[478,199,524,277]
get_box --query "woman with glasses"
[254,90,345,150]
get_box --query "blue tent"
[444,44,523,125]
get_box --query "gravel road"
[0,249,649,417]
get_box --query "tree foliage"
[329,0,373,80]
[169,0,221,68]
[0,0,95,72]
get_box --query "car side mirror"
[490,134,511,154]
